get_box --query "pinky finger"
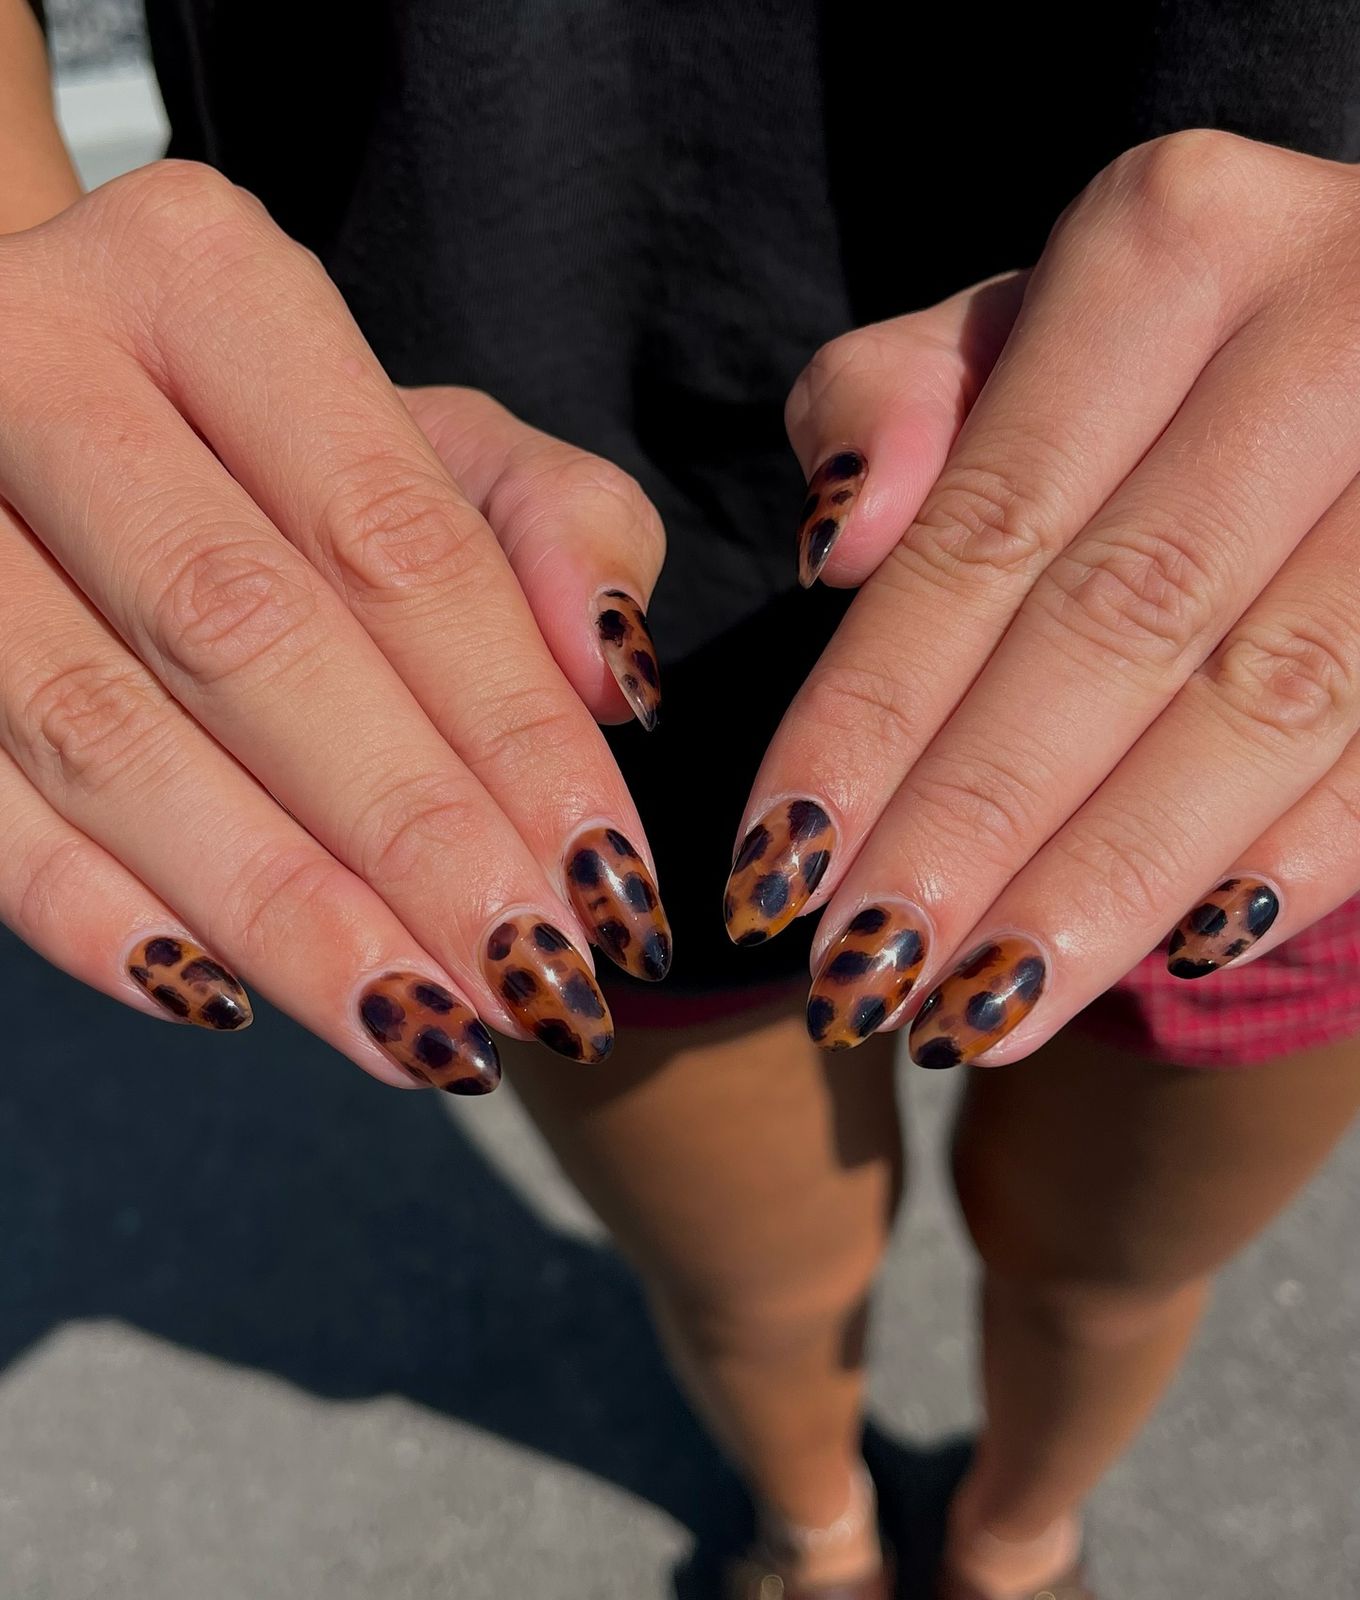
[1164,734,1360,979]
[0,749,253,1031]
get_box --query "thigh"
[952,1026,1360,1290]
[505,994,903,1310]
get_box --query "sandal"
[725,1545,897,1599]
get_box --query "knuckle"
[486,445,666,566]
[899,464,1053,585]
[1039,529,1220,666]
[324,459,478,600]
[1101,130,1251,253]
[1204,621,1358,740]
[16,832,96,933]
[460,685,583,775]
[910,750,1046,866]
[146,537,321,688]
[344,771,487,885]
[795,660,921,756]
[106,159,253,250]
[224,845,352,965]
[15,658,169,791]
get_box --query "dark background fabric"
[120,2,1360,988]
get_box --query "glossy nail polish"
[1167,878,1279,979]
[595,590,661,731]
[482,914,614,1061]
[908,936,1046,1069]
[724,798,836,946]
[358,972,501,1094]
[807,903,929,1051]
[797,449,867,587]
[565,826,672,982]
[127,935,252,1031]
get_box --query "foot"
[937,1510,1089,1600]
[725,1544,895,1600]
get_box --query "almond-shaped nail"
[127,935,252,1030]
[1167,878,1279,979]
[595,590,661,731]
[482,914,614,1061]
[807,904,929,1051]
[724,799,836,946]
[566,826,672,982]
[358,972,501,1094]
[797,450,867,587]
[908,936,1046,1069]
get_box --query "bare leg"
[505,995,901,1585]
[944,1028,1360,1597]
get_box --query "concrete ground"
[1,925,1357,1599]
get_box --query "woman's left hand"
[729,130,1360,1066]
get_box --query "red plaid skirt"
[607,894,1360,1068]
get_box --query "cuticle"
[808,892,935,979]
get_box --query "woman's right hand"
[0,160,672,1093]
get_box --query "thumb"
[784,271,1029,588]
[401,385,666,731]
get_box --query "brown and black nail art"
[358,973,501,1094]
[724,798,836,946]
[127,935,252,1031]
[807,904,929,1051]
[797,449,867,587]
[908,936,1046,1070]
[482,914,614,1062]
[566,826,672,982]
[1167,878,1279,980]
[596,590,661,731]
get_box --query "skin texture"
[356,971,501,1093]
[806,903,929,1052]
[1167,877,1280,978]
[481,914,614,1062]
[126,934,251,1031]
[751,131,1360,1072]
[564,826,672,982]
[506,1004,1360,1598]
[724,799,836,946]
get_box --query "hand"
[0,161,671,1092]
[732,130,1360,1065]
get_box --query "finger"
[0,746,253,1032]
[784,271,1027,587]
[738,147,1252,943]
[811,299,1360,1031]
[401,385,665,730]
[96,164,659,889]
[1161,730,1360,980]
[0,516,504,1088]
[904,476,1360,1069]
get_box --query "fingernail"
[797,449,867,587]
[1167,878,1279,979]
[566,826,672,982]
[724,798,836,946]
[807,903,929,1051]
[482,914,614,1061]
[908,936,1046,1069]
[358,972,501,1094]
[127,935,253,1031]
[595,590,661,731]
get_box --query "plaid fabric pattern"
[1074,893,1360,1067]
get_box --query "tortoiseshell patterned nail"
[566,826,672,982]
[596,590,661,731]
[482,914,614,1062]
[807,904,929,1051]
[1167,878,1279,979]
[797,449,867,587]
[908,936,1046,1069]
[358,972,501,1094]
[724,799,836,946]
[127,935,252,1031]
